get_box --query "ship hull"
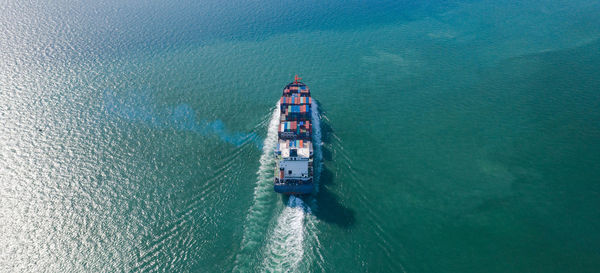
[273,77,315,195]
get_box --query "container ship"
[274,75,314,194]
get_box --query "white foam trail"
[310,101,323,193]
[259,101,324,272]
[261,196,311,272]
[307,101,326,269]
[233,102,280,272]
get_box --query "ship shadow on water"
[313,167,356,229]
[314,107,357,228]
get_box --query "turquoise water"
[2,0,600,272]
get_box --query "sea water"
[1,0,600,272]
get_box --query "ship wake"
[235,101,323,272]
[233,102,281,272]
[261,196,316,272]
